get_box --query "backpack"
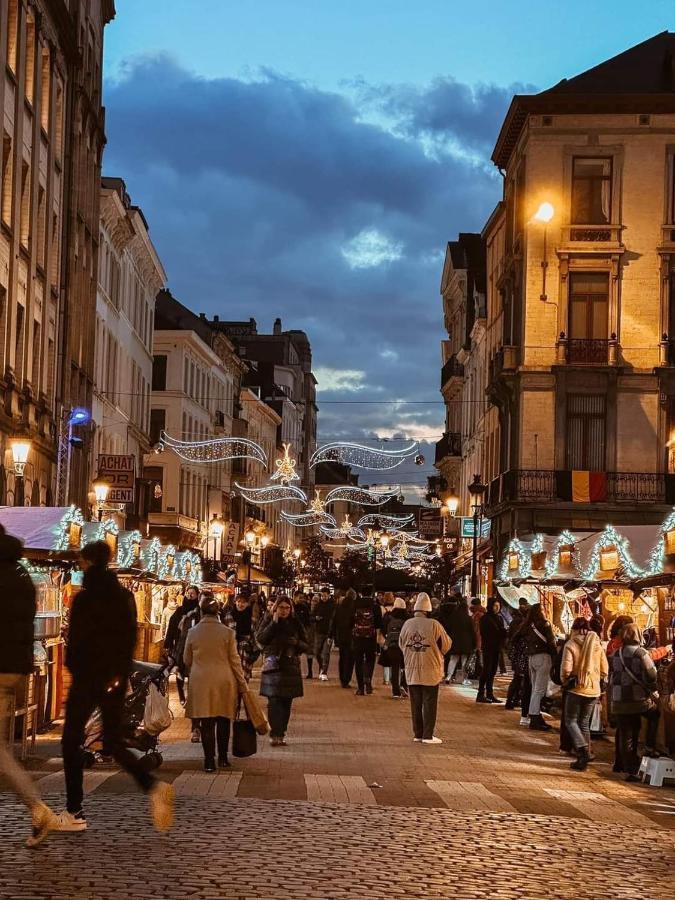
[386,617,405,649]
[352,606,375,640]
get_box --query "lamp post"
[244,529,256,593]
[92,476,111,521]
[209,515,224,562]
[292,547,302,588]
[10,437,32,506]
[445,489,459,518]
[468,474,487,599]
[533,201,555,301]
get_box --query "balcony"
[434,432,462,466]
[560,224,623,246]
[566,338,609,365]
[441,355,465,391]
[485,469,667,511]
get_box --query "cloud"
[315,367,366,392]
[103,57,508,481]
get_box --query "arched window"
[31,480,40,507]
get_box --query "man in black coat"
[313,589,336,680]
[57,541,174,834]
[0,526,56,847]
[331,589,356,688]
[437,594,476,684]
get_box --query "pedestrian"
[184,593,248,771]
[331,589,356,688]
[399,592,451,744]
[380,597,409,698]
[160,591,179,642]
[221,593,259,681]
[523,603,557,731]
[609,623,660,780]
[0,525,57,848]
[57,541,174,833]
[293,590,315,679]
[313,589,336,681]
[440,595,476,685]
[350,592,382,695]
[435,592,457,681]
[380,592,395,685]
[165,585,201,739]
[561,617,608,771]
[606,615,634,656]
[505,598,529,709]
[477,598,507,704]
[256,596,308,746]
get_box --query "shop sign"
[98,454,135,503]
[221,521,240,557]
[419,508,442,537]
[461,517,491,539]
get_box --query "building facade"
[0,0,114,509]
[480,33,675,554]
[92,177,165,524]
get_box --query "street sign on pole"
[460,517,491,539]
[98,454,135,504]
[221,521,240,557]
[419,507,443,538]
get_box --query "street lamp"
[244,529,256,592]
[445,489,459,517]
[209,515,224,562]
[467,473,487,599]
[10,437,32,506]
[92,476,111,521]
[533,201,555,302]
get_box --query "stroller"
[82,660,173,772]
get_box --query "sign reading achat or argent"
[98,454,136,504]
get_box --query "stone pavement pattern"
[1,670,675,898]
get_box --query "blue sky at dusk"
[103,2,675,493]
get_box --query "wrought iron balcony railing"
[434,432,462,465]
[485,469,667,510]
[567,338,609,365]
[441,355,464,389]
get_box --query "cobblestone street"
[2,669,674,898]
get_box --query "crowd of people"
[3,524,675,850]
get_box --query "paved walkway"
[1,667,675,898]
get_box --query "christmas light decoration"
[357,513,415,529]
[320,516,366,541]
[309,490,325,514]
[270,443,299,484]
[281,510,337,528]
[235,483,307,504]
[142,537,162,574]
[158,545,178,580]
[96,518,119,543]
[159,431,267,465]
[54,506,85,551]
[325,485,399,506]
[646,507,675,575]
[581,525,643,581]
[118,531,143,568]
[499,538,530,581]
[544,530,580,578]
[310,441,419,471]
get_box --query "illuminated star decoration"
[357,513,415,529]
[324,485,400,506]
[310,441,419,471]
[320,515,366,541]
[270,443,299,484]
[235,483,308,505]
[281,490,337,528]
[160,431,267,465]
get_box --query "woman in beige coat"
[561,617,608,772]
[184,594,248,771]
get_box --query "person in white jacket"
[160,594,180,642]
[399,593,451,744]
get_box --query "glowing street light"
[533,201,555,301]
[445,490,460,518]
[92,475,110,521]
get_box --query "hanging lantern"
[665,528,675,556]
[559,544,573,569]
[531,550,547,571]
[508,551,519,572]
[600,546,619,572]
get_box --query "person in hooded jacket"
[221,593,259,681]
[505,598,530,709]
[165,584,201,742]
[350,593,383,695]
[331,589,356,688]
[441,596,477,685]
[380,598,409,698]
[0,526,56,848]
[293,590,315,679]
[477,598,507,703]
[561,617,608,771]
[57,541,174,834]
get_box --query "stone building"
[91,177,166,525]
[0,0,114,508]
[481,32,675,551]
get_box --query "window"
[1,133,13,224]
[566,394,606,471]
[149,408,166,445]
[568,272,609,363]
[40,47,50,131]
[24,12,36,105]
[31,320,40,388]
[571,157,612,224]
[19,161,30,247]
[15,303,24,378]
[6,0,18,74]
[54,79,64,160]
[36,185,45,268]
[152,354,167,391]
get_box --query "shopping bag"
[143,682,173,735]
[242,689,269,735]
[232,717,257,757]
[464,650,482,680]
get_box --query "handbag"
[464,650,482,680]
[232,712,257,758]
[242,689,270,736]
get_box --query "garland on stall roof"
[499,538,530,581]
[544,529,580,578]
[646,507,675,575]
[96,519,119,542]
[142,537,162,574]
[581,525,644,581]
[54,506,85,551]
[158,545,177,580]
[529,533,546,573]
[118,531,143,568]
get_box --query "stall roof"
[236,563,273,585]
[0,506,82,553]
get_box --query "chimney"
[214,315,219,323]
[273,318,282,335]
[199,313,206,320]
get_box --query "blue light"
[69,407,91,425]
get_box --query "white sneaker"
[53,810,87,832]
[319,673,328,682]
[413,737,423,742]
[519,716,531,726]
[149,781,175,833]
[26,802,57,848]
[422,736,443,745]
[462,679,473,686]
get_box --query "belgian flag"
[556,470,607,503]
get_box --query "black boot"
[487,695,503,704]
[529,714,552,731]
[570,746,590,771]
[306,660,314,679]
[476,693,490,704]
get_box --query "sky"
[102,1,675,496]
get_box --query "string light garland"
[324,485,399,506]
[270,443,300,484]
[281,510,337,528]
[357,513,415,529]
[118,530,143,568]
[499,538,530,581]
[158,545,178,580]
[96,518,119,543]
[54,506,85,551]
[581,525,643,581]
[235,483,307,504]
[545,530,580,578]
[310,441,419,470]
[647,507,675,575]
[142,537,162,573]
[159,431,267,465]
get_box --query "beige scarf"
[576,631,599,691]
